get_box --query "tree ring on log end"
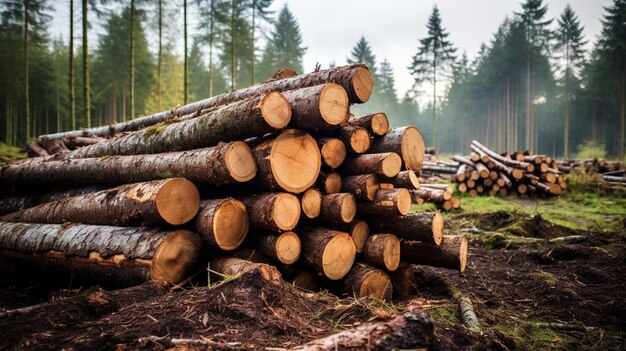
[432,211,444,245]
[408,170,420,189]
[322,233,356,280]
[213,199,249,250]
[319,83,349,126]
[351,220,369,253]
[371,113,390,136]
[381,153,402,177]
[359,269,393,300]
[301,188,322,218]
[260,92,292,129]
[382,235,401,271]
[276,231,301,265]
[340,194,357,223]
[272,193,301,231]
[350,127,371,154]
[402,126,425,171]
[351,66,374,103]
[155,178,201,225]
[225,141,257,182]
[396,188,412,215]
[320,139,346,169]
[151,230,203,284]
[271,130,321,193]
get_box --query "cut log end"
[270,130,321,193]
[322,233,356,280]
[151,230,204,284]
[432,211,444,245]
[402,127,425,171]
[273,193,302,231]
[260,91,292,129]
[319,138,347,169]
[322,172,342,194]
[382,152,403,177]
[396,189,413,216]
[339,195,357,223]
[275,231,301,265]
[155,178,201,225]
[212,199,249,250]
[370,113,390,136]
[382,235,401,271]
[345,263,393,300]
[301,188,322,218]
[352,66,374,103]
[349,127,371,154]
[225,141,258,182]
[319,83,350,126]
[351,220,370,253]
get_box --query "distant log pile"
[558,158,625,190]
[1,65,468,300]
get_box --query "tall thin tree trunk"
[69,0,75,130]
[112,80,117,124]
[250,0,255,85]
[56,60,61,132]
[432,57,437,149]
[526,44,532,151]
[122,85,126,122]
[130,0,135,119]
[621,75,625,158]
[231,0,236,90]
[82,0,90,128]
[157,0,162,110]
[5,93,9,144]
[24,0,30,142]
[208,0,214,97]
[184,0,188,104]
[564,48,570,158]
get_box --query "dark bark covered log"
[369,126,425,171]
[0,179,200,226]
[241,193,300,232]
[301,188,322,219]
[343,262,392,300]
[337,152,402,177]
[254,231,301,265]
[280,267,320,291]
[357,188,412,216]
[40,137,69,155]
[194,198,249,251]
[316,171,342,194]
[368,212,443,245]
[0,185,108,215]
[62,93,291,159]
[0,222,203,285]
[251,129,321,194]
[333,220,369,253]
[379,170,420,190]
[282,83,348,130]
[208,256,282,282]
[341,174,379,201]
[298,226,356,280]
[390,262,416,298]
[363,234,401,271]
[401,235,468,273]
[40,65,373,140]
[318,193,356,224]
[24,141,49,157]
[62,136,104,149]
[336,125,371,154]
[348,112,389,136]
[293,311,433,350]
[317,138,346,169]
[412,188,451,203]
[0,141,257,186]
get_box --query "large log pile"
[0,65,467,300]
[557,158,625,190]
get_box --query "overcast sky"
[50,0,611,96]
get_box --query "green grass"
[493,323,575,351]
[0,143,26,163]
[427,304,461,326]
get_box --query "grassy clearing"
[0,143,26,163]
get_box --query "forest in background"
[1,0,625,158]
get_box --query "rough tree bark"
[337,152,402,177]
[369,126,425,171]
[348,112,389,136]
[343,262,393,300]
[282,83,349,130]
[239,193,301,231]
[363,234,401,271]
[341,174,379,201]
[317,138,346,169]
[333,220,369,253]
[298,226,356,280]
[318,193,356,224]
[368,212,444,245]
[254,231,301,265]
[357,188,412,216]
[401,235,468,272]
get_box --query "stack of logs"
[0,64,468,300]
[451,140,565,197]
[558,158,625,190]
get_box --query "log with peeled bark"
[341,174,379,201]
[368,212,443,245]
[379,170,420,190]
[251,129,321,194]
[60,93,291,160]
[333,220,369,253]
[298,227,356,280]
[363,234,401,271]
[0,222,203,285]
[0,141,257,186]
[455,164,467,182]
[194,198,249,251]
[208,256,282,282]
[316,138,346,169]
[315,171,342,194]
[401,235,468,273]
[0,179,200,227]
[343,262,393,300]
[292,311,433,351]
[358,188,412,216]
[239,193,301,231]
[337,152,402,177]
[281,83,348,130]
[0,185,108,215]
[254,231,301,265]
[39,64,373,139]
[348,112,389,136]
[300,188,322,219]
[369,126,425,171]
[318,193,356,224]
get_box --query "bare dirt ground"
[0,200,624,350]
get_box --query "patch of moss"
[144,125,167,137]
[530,271,558,284]
[493,323,575,351]
[427,304,460,327]
[0,143,26,163]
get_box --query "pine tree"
[347,36,377,76]
[377,58,398,112]
[144,44,184,114]
[408,5,456,149]
[249,0,272,85]
[554,5,586,157]
[257,4,306,80]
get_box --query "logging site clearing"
[0,185,624,350]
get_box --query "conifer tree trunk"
[231,0,236,90]
[24,0,30,142]
[157,0,162,110]
[130,0,135,120]
[208,0,215,97]
[250,0,255,85]
[82,0,90,128]
[564,45,570,157]
[69,0,76,130]
[183,0,188,104]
